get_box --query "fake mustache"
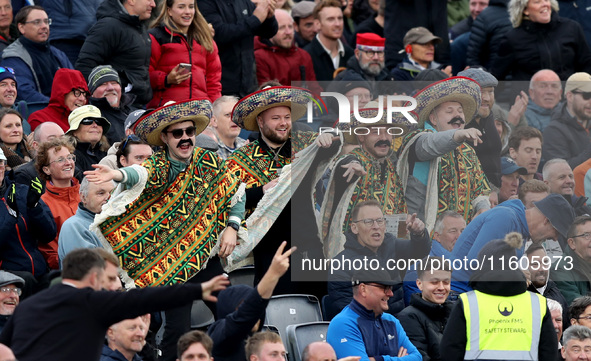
[177,139,193,148]
[374,140,392,148]
[447,116,465,126]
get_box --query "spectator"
[574,158,591,198]
[391,27,450,81]
[0,6,72,103]
[508,126,544,184]
[0,146,55,288]
[292,1,317,48]
[0,272,24,333]
[210,96,246,160]
[0,0,16,53]
[66,105,110,174]
[148,0,222,107]
[327,268,421,361]
[552,216,591,305]
[303,0,354,82]
[12,121,64,185]
[546,299,563,349]
[208,242,293,361]
[544,72,591,169]
[42,0,101,65]
[57,177,116,265]
[325,200,430,320]
[301,342,338,361]
[27,68,89,132]
[177,331,214,361]
[440,232,558,361]
[87,65,137,145]
[558,0,591,50]
[0,108,30,170]
[397,77,491,231]
[542,159,591,217]
[465,0,511,69]
[254,9,318,88]
[101,316,149,361]
[525,69,562,132]
[450,0,489,39]
[452,194,575,282]
[99,110,152,170]
[199,0,278,97]
[459,68,504,187]
[569,296,591,328]
[561,325,591,361]
[0,67,16,109]
[517,179,550,209]
[525,244,569,331]
[397,256,453,361]
[75,0,155,107]
[334,33,388,86]
[0,248,229,361]
[95,248,123,292]
[353,0,384,38]
[36,136,80,270]
[245,332,287,361]
[499,157,527,203]
[492,0,591,80]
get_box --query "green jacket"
[551,247,591,305]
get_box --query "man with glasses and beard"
[397,77,492,232]
[84,99,246,361]
[334,33,389,84]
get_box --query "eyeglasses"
[578,315,591,320]
[572,91,591,100]
[71,88,89,98]
[353,217,387,226]
[48,154,76,165]
[165,126,196,139]
[81,118,103,126]
[572,232,591,241]
[0,67,14,75]
[0,287,21,296]
[365,283,393,294]
[121,134,141,153]
[362,50,385,58]
[24,18,51,26]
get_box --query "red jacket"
[28,69,89,132]
[254,36,321,93]
[148,25,222,107]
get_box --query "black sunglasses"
[165,126,196,139]
[81,118,103,126]
[121,134,141,152]
[572,91,591,100]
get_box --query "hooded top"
[28,69,88,132]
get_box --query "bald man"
[525,69,562,132]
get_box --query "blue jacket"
[100,344,142,361]
[525,101,555,132]
[57,204,100,267]
[451,199,529,283]
[327,299,421,361]
[0,178,56,277]
[1,38,72,103]
[40,0,102,42]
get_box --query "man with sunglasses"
[325,200,429,320]
[543,72,591,169]
[327,268,421,361]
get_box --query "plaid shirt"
[216,136,248,160]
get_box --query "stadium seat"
[264,294,323,347]
[286,322,330,361]
[190,300,215,330]
[228,265,255,287]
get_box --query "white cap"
[0,147,6,161]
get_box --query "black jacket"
[465,111,502,187]
[303,37,354,82]
[325,230,431,320]
[75,0,152,106]
[207,285,268,361]
[492,12,591,80]
[199,0,278,97]
[528,280,569,332]
[73,141,108,175]
[543,101,591,169]
[450,17,472,40]
[89,93,137,145]
[466,0,511,69]
[397,293,453,361]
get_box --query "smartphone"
[178,63,191,74]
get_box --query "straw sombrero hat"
[232,86,311,131]
[336,101,417,144]
[134,99,212,146]
[413,76,481,128]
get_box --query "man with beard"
[396,77,492,232]
[87,65,137,144]
[254,10,319,91]
[84,99,246,361]
[544,72,591,169]
[333,33,390,85]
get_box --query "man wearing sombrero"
[397,76,492,232]
[85,99,245,360]
[226,86,335,295]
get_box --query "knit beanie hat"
[0,67,16,86]
[88,65,120,95]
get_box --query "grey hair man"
[561,325,591,361]
[211,95,246,160]
[525,69,562,132]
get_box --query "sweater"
[57,204,101,266]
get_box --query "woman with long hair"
[148,0,222,107]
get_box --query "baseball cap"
[291,1,315,19]
[67,105,111,135]
[533,194,576,238]
[0,271,24,288]
[564,72,591,94]
[501,157,527,175]
[351,269,396,287]
[403,27,442,46]
[124,109,148,131]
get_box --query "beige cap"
[67,105,111,135]
[565,72,591,94]
[403,27,442,46]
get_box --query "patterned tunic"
[98,148,240,288]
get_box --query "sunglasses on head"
[165,126,196,139]
[81,118,103,126]
[0,67,14,75]
[572,91,591,100]
[121,134,141,152]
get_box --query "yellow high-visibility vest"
[460,290,546,360]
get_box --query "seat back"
[264,294,323,347]
[190,300,215,330]
[286,322,330,361]
[228,265,255,287]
